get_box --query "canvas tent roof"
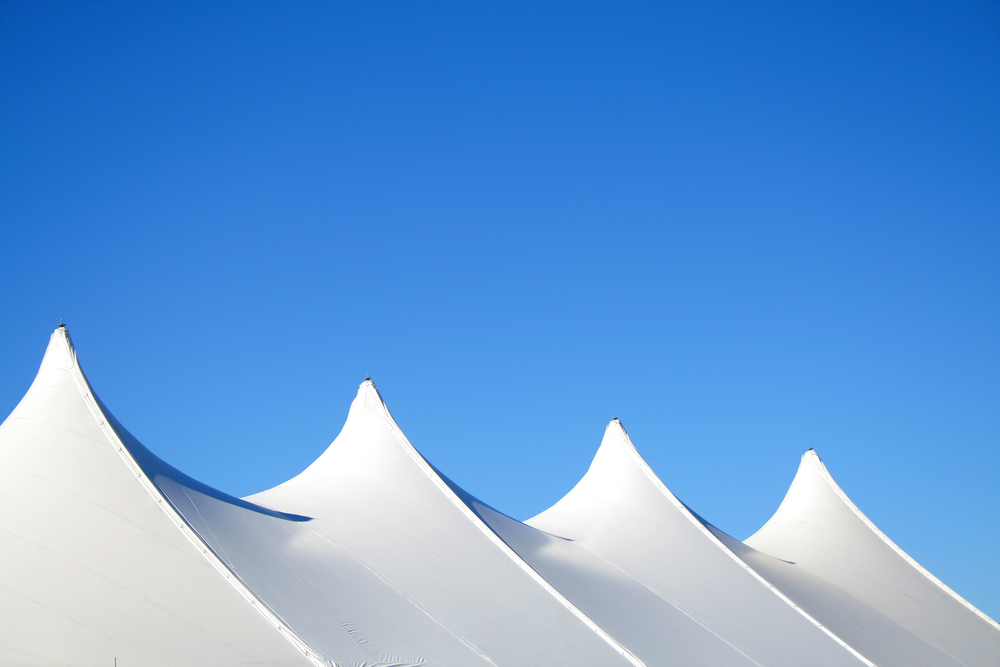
[0,328,313,667]
[734,450,1000,666]
[0,326,996,667]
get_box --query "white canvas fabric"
[520,419,867,667]
[1,327,997,667]
[208,380,637,667]
[0,328,314,667]
[735,450,1000,667]
[0,328,633,667]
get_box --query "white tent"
[1,327,997,666]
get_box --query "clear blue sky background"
[1,2,998,619]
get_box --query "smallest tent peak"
[49,323,74,349]
[52,322,70,342]
[39,324,76,373]
[352,375,390,418]
[601,416,639,458]
[607,415,627,434]
[798,447,832,478]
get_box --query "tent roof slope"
[0,327,316,666]
[244,379,641,667]
[5,327,994,667]
[525,419,873,667]
[742,450,1000,667]
[444,444,769,666]
[110,388,502,665]
[0,328,637,667]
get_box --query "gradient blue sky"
[2,2,998,619]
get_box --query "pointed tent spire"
[524,418,873,667]
[742,449,1000,663]
[0,325,317,665]
[246,375,640,666]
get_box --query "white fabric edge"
[361,382,647,667]
[804,450,1000,633]
[607,421,876,667]
[55,328,329,667]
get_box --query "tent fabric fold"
[1,327,997,667]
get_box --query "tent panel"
[525,420,869,667]
[0,330,312,667]
[246,383,638,667]
[744,451,1000,667]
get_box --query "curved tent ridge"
[5,327,993,666]
[742,449,1000,666]
[334,378,648,667]
[757,449,1000,633]
[610,423,877,666]
[47,326,329,667]
[531,418,877,667]
[240,374,642,665]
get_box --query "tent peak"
[354,376,384,411]
[605,416,627,435]
[50,321,75,353]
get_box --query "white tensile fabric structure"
[0,327,997,667]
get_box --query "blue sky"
[1,2,998,619]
